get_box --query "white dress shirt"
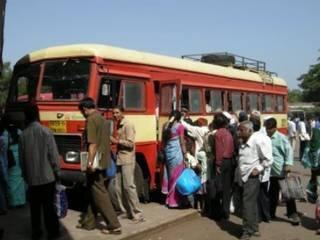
[239,131,273,183]
[287,120,296,138]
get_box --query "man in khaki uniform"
[111,106,144,222]
[78,97,121,234]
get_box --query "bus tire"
[135,154,150,203]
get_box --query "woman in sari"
[161,110,187,208]
[6,124,26,207]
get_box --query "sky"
[3,0,320,89]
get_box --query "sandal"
[101,227,122,235]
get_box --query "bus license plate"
[48,120,66,133]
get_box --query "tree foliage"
[0,62,13,107]
[288,89,303,103]
[298,53,320,102]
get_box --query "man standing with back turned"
[19,103,60,240]
[78,97,121,234]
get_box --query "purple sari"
[161,122,185,207]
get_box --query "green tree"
[298,53,320,102]
[288,89,303,103]
[0,61,13,107]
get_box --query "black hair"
[213,113,228,129]
[239,111,248,123]
[113,105,125,112]
[78,97,95,111]
[265,117,277,130]
[250,116,261,132]
[24,103,40,125]
[162,110,182,146]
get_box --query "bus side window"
[230,92,241,112]
[160,84,176,113]
[205,89,223,112]
[275,95,284,112]
[119,81,145,110]
[246,93,258,112]
[181,87,201,113]
[262,94,273,112]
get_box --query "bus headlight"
[65,151,80,163]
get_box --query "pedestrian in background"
[111,106,144,222]
[19,103,60,240]
[288,114,297,151]
[78,97,121,234]
[265,117,300,225]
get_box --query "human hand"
[110,136,118,144]
[251,168,260,176]
[284,165,292,173]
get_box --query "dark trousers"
[258,181,271,222]
[82,171,120,230]
[242,177,260,234]
[269,177,297,218]
[29,181,59,238]
[213,159,233,219]
[299,140,307,161]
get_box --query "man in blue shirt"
[265,117,300,225]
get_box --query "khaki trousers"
[115,163,142,219]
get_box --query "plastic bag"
[278,176,305,201]
[176,168,201,196]
[54,184,68,218]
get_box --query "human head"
[169,110,182,123]
[181,107,189,118]
[112,105,125,121]
[249,115,261,132]
[78,97,96,118]
[194,117,208,127]
[214,112,228,129]
[24,102,40,125]
[265,117,277,137]
[238,111,248,123]
[238,120,254,143]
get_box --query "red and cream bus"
[4,44,288,194]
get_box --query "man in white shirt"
[238,121,273,240]
[250,115,273,223]
[287,116,297,151]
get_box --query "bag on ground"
[278,175,305,201]
[54,184,68,218]
[176,168,201,196]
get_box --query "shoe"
[131,216,146,223]
[288,214,300,226]
[239,232,251,240]
[75,223,95,231]
[101,227,122,235]
[252,231,261,237]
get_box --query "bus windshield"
[39,59,90,101]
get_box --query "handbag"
[54,184,68,218]
[176,168,201,196]
[278,175,305,201]
[106,152,117,178]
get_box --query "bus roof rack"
[181,52,277,77]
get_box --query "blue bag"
[106,152,117,178]
[54,184,68,218]
[176,168,201,196]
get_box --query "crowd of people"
[160,108,320,240]
[1,101,320,240]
